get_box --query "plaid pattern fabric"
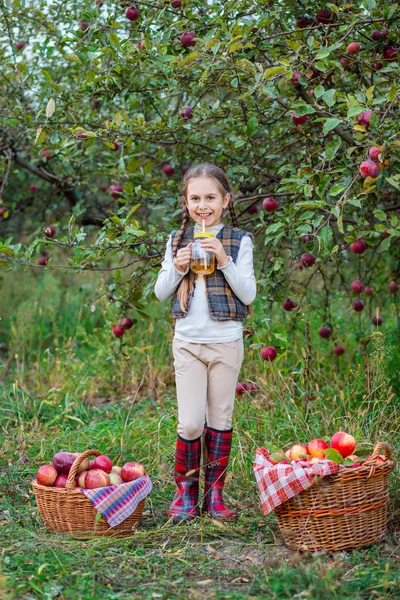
[171,226,252,321]
[81,475,152,527]
[203,425,237,519]
[253,447,341,515]
[168,434,201,520]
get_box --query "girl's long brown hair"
[172,163,239,313]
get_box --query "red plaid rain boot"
[202,425,237,520]
[168,435,201,520]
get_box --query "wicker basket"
[274,442,395,552]
[32,449,146,538]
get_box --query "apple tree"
[0,0,399,341]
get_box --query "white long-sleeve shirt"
[154,223,256,343]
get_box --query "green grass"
[0,268,399,599]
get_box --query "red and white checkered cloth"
[81,475,152,527]
[253,448,341,515]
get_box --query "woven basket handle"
[65,449,102,490]
[364,441,392,464]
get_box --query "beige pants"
[172,338,244,440]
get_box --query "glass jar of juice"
[190,232,215,275]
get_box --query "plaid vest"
[171,226,252,321]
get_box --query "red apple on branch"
[260,346,277,362]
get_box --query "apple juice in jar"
[190,232,215,275]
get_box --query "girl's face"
[185,176,230,228]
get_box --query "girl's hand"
[174,243,193,273]
[200,238,229,267]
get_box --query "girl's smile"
[186,176,230,227]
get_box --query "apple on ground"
[85,469,111,489]
[308,439,328,458]
[121,462,146,482]
[330,431,356,457]
[90,455,112,473]
[36,464,58,486]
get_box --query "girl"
[154,163,256,520]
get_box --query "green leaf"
[325,138,342,161]
[321,89,336,108]
[329,185,345,197]
[386,176,400,190]
[67,54,83,65]
[263,66,286,81]
[247,116,258,136]
[324,448,344,464]
[323,118,342,135]
[109,32,120,47]
[373,209,387,221]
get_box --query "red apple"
[319,326,332,339]
[243,327,255,339]
[113,325,125,338]
[389,281,398,293]
[372,316,383,326]
[171,0,182,6]
[364,286,374,295]
[383,47,398,61]
[350,239,367,254]
[163,164,174,176]
[41,149,52,160]
[373,61,383,70]
[121,461,146,482]
[352,300,365,312]
[76,470,88,488]
[351,280,364,294]
[287,444,309,460]
[236,382,248,395]
[85,469,110,488]
[109,185,123,198]
[308,439,328,458]
[296,16,312,29]
[179,106,193,120]
[44,225,56,238]
[330,431,356,457]
[282,299,296,311]
[333,346,345,356]
[340,57,350,68]
[180,31,196,47]
[54,474,68,488]
[347,42,361,53]
[368,146,381,162]
[300,253,316,267]
[359,160,380,179]
[262,197,278,211]
[291,113,308,125]
[120,317,133,329]
[248,203,259,215]
[78,21,89,31]
[371,30,382,41]
[109,472,123,485]
[91,455,112,473]
[38,257,48,266]
[125,7,140,21]
[73,453,90,473]
[15,42,26,50]
[29,184,38,192]
[260,346,277,362]
[137,41,145,51]
[52,451,77,474]
[316,9,332,24]
[36,465,58,486]
[290,71,302,86]
[357,112,372,130]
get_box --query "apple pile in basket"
[35,451,146,488]
[272,431,389,466]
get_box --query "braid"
[228,198,239,228]
[172,203,191,258]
